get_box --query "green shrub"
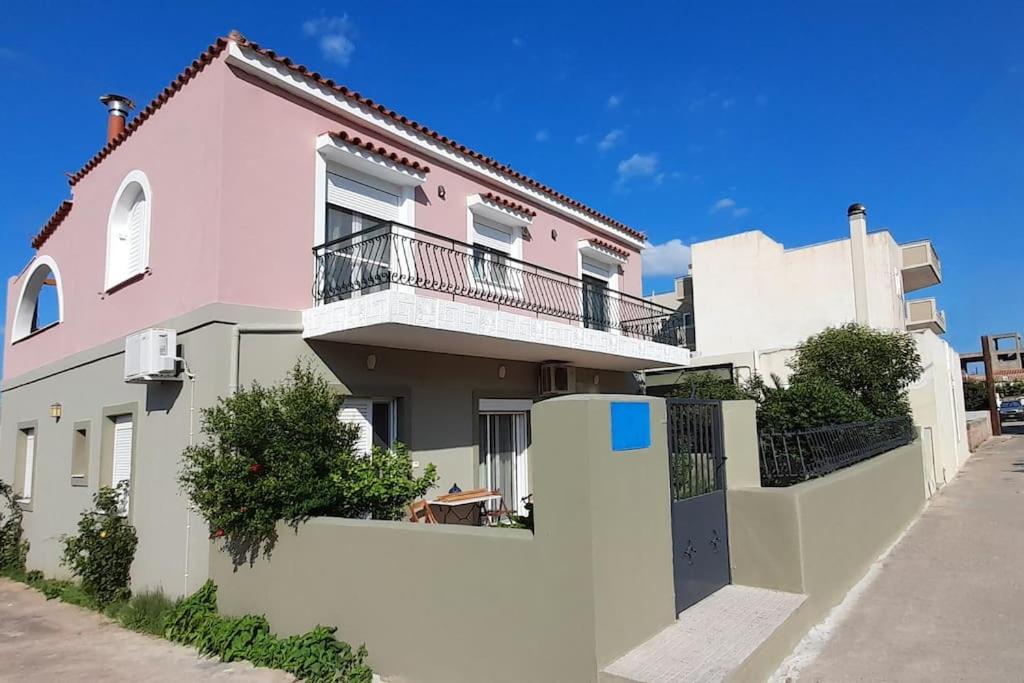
[165,580,372,682]
[116,589,178,636]
[964,379,989,411]
[333,443,436,521]
[667,371,753,401]
[752,374,875,433]
[60,482,138,606]
[180,362,436,561]
[788,323,922,419]
[25,569,43,584]
[0,479,29,575]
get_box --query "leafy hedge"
[180,362,436,562]
[0,480,28,575]
[165,580,372,682]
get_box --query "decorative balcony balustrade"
[312,223,686,346]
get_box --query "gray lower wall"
[966,415,992,452]
[0,302,638,597]
[725,439,926,680]
[212,395,676,683]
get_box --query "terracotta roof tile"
[327,130,431,174]
[482,192,537,218]
[589,238,631,259]
[31,200,73,250]
[65,32,643,243]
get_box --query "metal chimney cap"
[847,203,866,216]
[100,93,135,116]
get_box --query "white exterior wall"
[691,232,858,356]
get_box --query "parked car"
[999,400,1024,422]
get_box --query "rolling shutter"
[112,415,133,491]
[581,255,612,280]
[472,219,514,253]
[339,398,372,455]
[327,168,401,223]
[125,197,147,275]
[22,431,35,500]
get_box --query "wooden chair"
[408,499,438,524]
[481,493,514,526]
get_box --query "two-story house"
[1,32,689,595]
[646,203,967,497]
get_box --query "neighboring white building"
[647,203,968,497]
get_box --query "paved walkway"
[0,579,292,682]
[781,434,1024,681]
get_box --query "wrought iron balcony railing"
[312,222,686,345]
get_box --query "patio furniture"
[429,488,508,525]
[408,499,438,524]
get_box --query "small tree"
[180,362,436,562]
[667,371,752,401]
[750,374,875,433]
[963,380,989,411]
[61,482,138,606]
[788,323,922,419]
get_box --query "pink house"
[1,32,689,594]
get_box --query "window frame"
[11,255,65,342]
[477,401,531,516]
[104,170,152,291]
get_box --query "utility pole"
[982,335,1002,437]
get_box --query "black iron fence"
[758,416,916,487]
[312,223,686,345]
[667,399,726,500]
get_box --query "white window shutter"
[125,198,147,275]
[339,398,372,455]
[22,432,35,500]
[472,219,514,253]
[112,416,133,489]
[326,169,401,223]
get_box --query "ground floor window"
[478,400,531,515]
[340,397,400,454]
[15,427,36,503]
[111,415,133,514]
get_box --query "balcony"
[900,240,941,293]
[906,297,946,335]
[302,223,690,371]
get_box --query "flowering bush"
[180,362,436,563]
[60,482,138,606]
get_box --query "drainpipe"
[848,203,871,325]
[229,324,305,395]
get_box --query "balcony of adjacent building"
[302,223,691,371]
[901,240,942,292]
[905,297,946,335]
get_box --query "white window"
[17,428,36,503]
[340,397,399,455]
[581,256,613,332]
[11,256,64,342]
[326,168,402,225]
[111,415,133,514]
[478,399,531,515]
[471,218,517,290]
[105,170,152,290]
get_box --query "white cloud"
[721,97,735,109]
[597,128,624,151]
[534,129,550,142]
[607,94,622,109]
[303,16,356,65]
[710,197,749,218]
[575,133,591,144]
[642,239,692,277]
[617,153,659,185]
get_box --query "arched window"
[12,256,64,341]
[105,170,152,290]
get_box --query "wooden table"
[428,489,504,525]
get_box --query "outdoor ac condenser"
[124,328,179,383]
[539,362,576,396]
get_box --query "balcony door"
[479,400,531,516]
[582,275,610,331]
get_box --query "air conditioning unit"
[539,362,576,396]
[124,328,179,383]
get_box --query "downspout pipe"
[228,323,305,395]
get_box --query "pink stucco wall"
[4,53,642,381]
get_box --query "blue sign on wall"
[610,402,651,451]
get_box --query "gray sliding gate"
[667,398,730,613]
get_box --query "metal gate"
[667,398,730,614]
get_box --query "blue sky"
[1,1,1022,372]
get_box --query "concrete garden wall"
[211,395,677,683]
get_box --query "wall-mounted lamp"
[366,354,377,371]
[550,228,558,241]
[50,402,63,421]
[498,365,507,379]
[437,185,447,200]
